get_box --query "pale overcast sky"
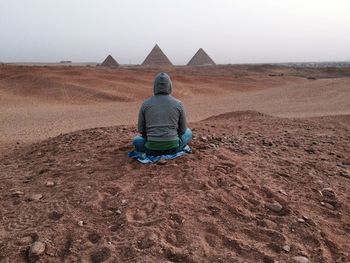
[1,0,350,64]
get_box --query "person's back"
[133,72,192,154]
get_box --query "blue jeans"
[133,128,192,153]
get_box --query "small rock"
[321,187,334,194]
[121,199,127,204]
[262,139,273,146]
[279,189,288,196]
[78,220,84,226]
[137,232,158,249]
[200,136,208,142]
[336,163,347,169]
[208,164,215,171]
[266,202,283,212]
[292,256,309,263]
[302,215,309,220]
[157,159,167,165]
[282,245,290,252]
[115,209,122,215]
[297,218,305,223]
[45,181,55,187]
[18,236,33,246]
[241,185,249,191]
[339,171,349,178]
[29,241,45,257]
[12,191,25,197]
[277,172,289,178]
[28,194,43,201]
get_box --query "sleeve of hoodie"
[178,102,187,135]
[137,104,146,137]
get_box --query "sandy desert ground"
[0,65,350,262]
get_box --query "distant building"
[187,48,215,66]
[142,44,173,66]
[100,55,119,68]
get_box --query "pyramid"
[101,55,119,67]
[187,48,216,66]
[142,44,173,66]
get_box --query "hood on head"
[153,72,172,95]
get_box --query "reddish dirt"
[1,111,350,262]
[0,65,350,262]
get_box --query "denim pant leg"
[133,136,147,153]
[176,128,192,152]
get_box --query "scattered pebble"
[200,136,208,142]
[208,164,215,171]
[138,232,158,249]
[282,245,290,252]
[278,189,288,196]
[45,181,55,187]
[11,191,24,197]
[266,202,283,212]
[262,139,273,146]
[292,256,309,263]
[241,185,249,191]
[121,199,127,204]
[115,209,122,215]
[28,194,43,201]
[157,159,167,165]
[339,171,349,178]
[29,241,45,257]
[78,220,84,226]
[321,187,334,194]
[297,218,305,223]
[336,163,347,169]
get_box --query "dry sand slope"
[0,65,350,262]
[1,65,350,148]
[0,111,350,263]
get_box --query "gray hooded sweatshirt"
[138,73,187,141]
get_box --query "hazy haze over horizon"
[1,0,350,64]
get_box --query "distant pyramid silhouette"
[142,44,173,66]
[101,55,119,67]
[187,48,216,66]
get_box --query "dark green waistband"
[145,139,179,150]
